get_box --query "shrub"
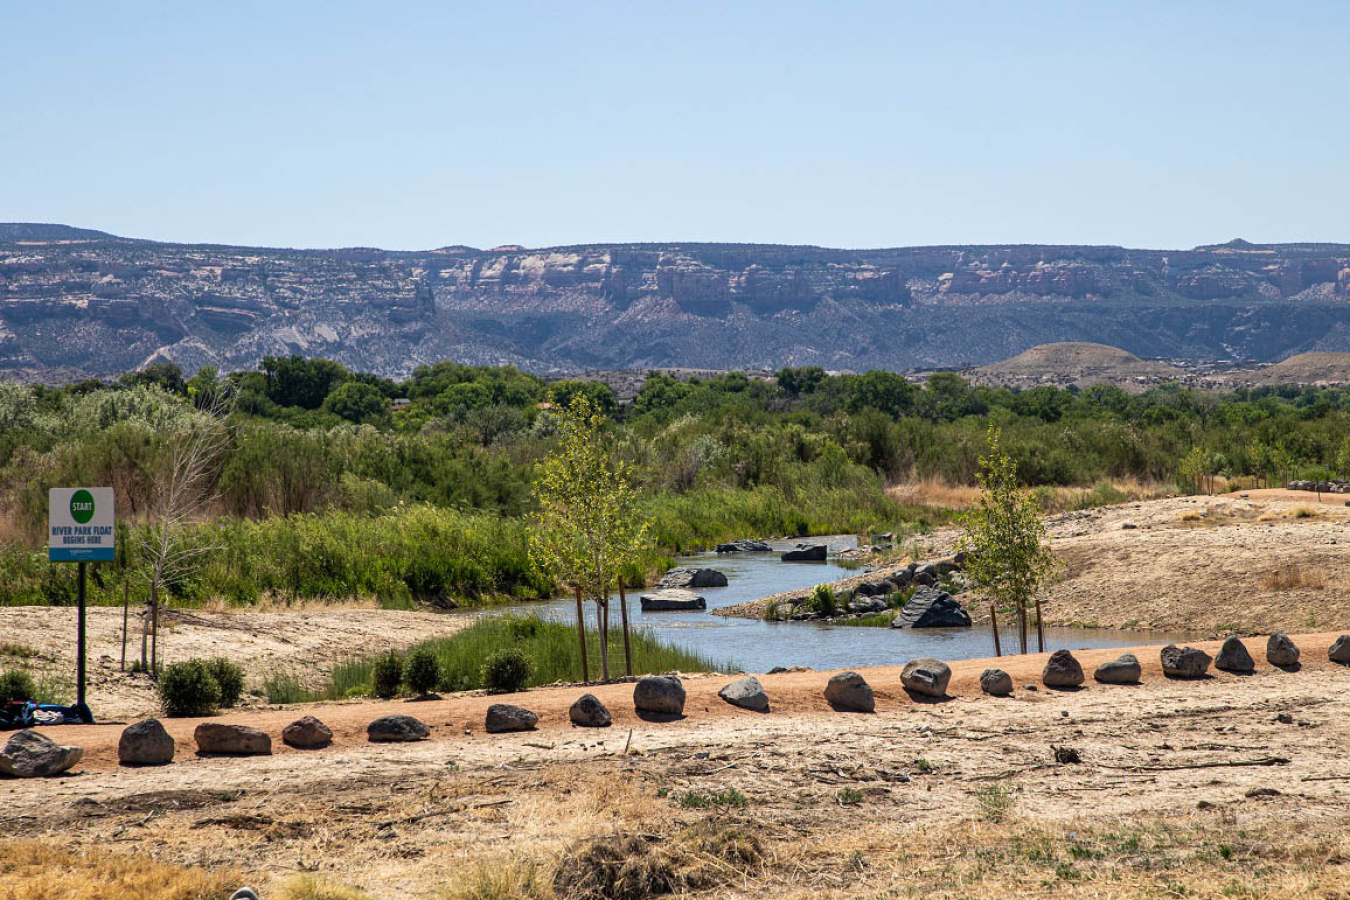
[481,647,532,694]
[372,653,402,699]
[404,649,441,696]
[206,657,245,707]
[0,669,36,705]
[157,659,221,717]
[802,583,838,616]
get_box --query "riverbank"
[6,633,1350,898]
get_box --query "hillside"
[1231,351,1350,386]
[4,227,1350,380]
[965,342,1187,390]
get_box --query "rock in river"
[781,544,827,562]
[657,567,728,589]
[639,589,707,611]
[716,540,771,553]
[890,587,972,629]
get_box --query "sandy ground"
[4,633,1350,898]
[0,606,470,718]
[720,490,1350,636]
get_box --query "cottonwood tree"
[141,378,235,673]
[529,395,649,682]
[957,427,1057,655]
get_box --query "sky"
[3,1,1347,251]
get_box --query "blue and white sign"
[49,487,115,562]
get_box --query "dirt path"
[0,605,470,718]
[5,632,1350,898]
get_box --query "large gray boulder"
[1093,654,1141,684]
[486,704,538,734]
[716,540,771,553]
[1160,645,1212,679]
[194,723,271,756]
[657,567,728,589]
[633,676,686,716]
[1042,650,1084,688]
[1267,633,1300,667]
[718,676,769,712]
[118,718,174,766]
[890,588,972,629]
[282,716,332,749]
[781,544,827,562]
[569,693,611,728]
[901,658,951,698]
[980,668,1013,696]
[1329,635,1350,665]
[1215,637,1255,673]
[639,589,707,611]
[0,730,83,778]
[366,715,430,743]
[824,671,874,712]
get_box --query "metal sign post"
[49,487,115,714]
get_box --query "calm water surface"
[465,536,1193,673]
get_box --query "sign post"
[49,487,115,713]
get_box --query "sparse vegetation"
[976,781,1017,822]
[372,652,403,699]
[263,670,315,705]
[1261,562,1326,591]
[677,787,748,810]
[405,648,442,696]
[0,668,36,705]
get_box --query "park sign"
[49,487,115,562]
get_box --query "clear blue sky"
[4,2,1346,250]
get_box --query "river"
[465,537,1192,673]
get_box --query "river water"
[466,537,1191,673]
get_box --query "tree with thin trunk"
[142,380,234,673]
[529,395,649,682]
[957,427,1057,654]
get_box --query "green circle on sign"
[70,489,95,525]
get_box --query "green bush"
[206,657,245,708]
[0,669,36,705]
[404,648,441,696]
[157,659,221,717]
[373,652,403,699]
[481,647,533,694]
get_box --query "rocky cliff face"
[2,227,1349,380]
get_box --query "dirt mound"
[1234,351,1350,386]
[966,342,1185,391]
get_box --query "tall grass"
[324,615,730,698]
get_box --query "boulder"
[639,589,707,611]
[1267,633,1300,667]
[781,544,826,562]
[910,571,937,587]
[633,676,686,716]
[824,671,874,712]
[1328,634,1350,665]
[193,723,271,756]
[901,658,952,698]
[118,719,174,766]
[1042,650,1084,688]
[0,730,83,778]
[1160,645,1212,679]
[718,676,769,712]
[569,693,612,728]
[1215,637,1255,673]
[485,704,538,734]
[980,668,1013,696]
[366,715,430,743]
[890,569,913,587]
[282,716,332,749]
[890,588,972,629]
[847,596,888,615]
[656,567,728,589]
[716,540,771,553]
[1093,654,1141,684]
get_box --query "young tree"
[957,427,1057,654]
[529,395,649,681]
[141,378,235,673]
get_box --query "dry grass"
[1179,510,1204,521]
[887,477,982,509]
[1289,504,1321,519]
[1261,562,1327,591]
[888,477,1170,513]
[0,840,241,900]
[275,876,373,900]
[440,860,551,900]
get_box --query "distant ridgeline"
[4,225,1350,381]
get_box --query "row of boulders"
[1287,479,1350,494]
